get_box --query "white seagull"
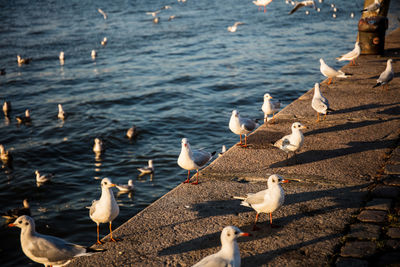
[312,83,330,122]
[0,144,12,164]
[262,93,280,124]
[89,178,119,244]
[273,122,307,164]
[3,101,11,116]
[289,0,316,15]
[98,8,108,19]
[91,50,97,59]
[146,10,160,17]
[58,104,67,120]
[9,215,104,266]
[320,58,350,85]
[192,226,250,267]
[93,138,104,155]
[138,160,154,176]
[228,22,244,33]
[35,170,53,186]
[229,110,258,148]
[361,0,381,13]
[177,138,215,185]
[59,51,65,65]
[116,179,134,193]
[126,125,138,139]
[336,42,361,66]
[16,109,31,124]
[17,55,32,65]
[234,174,289,230]
[253,0,273,13]
[373,59,394,91]
[101,37,108,46]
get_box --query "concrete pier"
[69,29,400,266]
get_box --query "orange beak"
[110,184,117,187]
[281,179,290,183]
[8,223,16,227]
[240,232,251,237]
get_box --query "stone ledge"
[340,241,377,258]
[357,210,387,223]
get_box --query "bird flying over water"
[98,8,108,19]
[289,0,316,14]
[228,22,244,32]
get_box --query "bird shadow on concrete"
[329,102,400,115]
[270,138,397,168]
[191,199,249,218]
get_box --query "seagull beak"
[110,183,117,187]
[240,232,251,237]
[281,179,290,183]
[8,223,16,227]
[301,125,308,129]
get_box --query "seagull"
[320,58,350,85]
[336,42,361,66]
[91,50,97,59]
[126,125,138,139]
[89,178,120,244]
[58,104,67,120]
[273,122,307,164]
[153,17,160,24]
[98,8,108,19]
[332,13,337,18]
[350,12,355,18]
[234,174,289,230]
[228,22,244,33]
[219,145,226,157]
[253,0,273,13]
[138,160,154,176]
[373,59,394,91]
[0,144,13,165]
[162,5,172,10]
[16,109,31,124]
[35,170,53,186]
[262,93,280,124]
[9,215,104,266]
[59,51,65,65]
[312,83,331,122]
[116,179,134,193]
[101,37,108,46]
[288,0,316,15]
[192,226,250,267]
[168,15,176,21]
[17,55,32,65]
[333,7,338,12]
[361,0,380,13]
[146,10,160,17]
[1,199,30,220]
[177,138,215,185]
[93,138,104,155]
[229,110,258,148]
[2,101,11,116]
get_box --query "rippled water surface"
[1,0,398,265]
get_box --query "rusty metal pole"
[358,0,391,54]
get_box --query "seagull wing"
[289,2,306,14]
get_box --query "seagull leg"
[236,135,243,146]
[327,78,332,85]
[109,222,119,242]
[183,170,191,183]
[316,113,320,122]
[96,224,104,245]
[323,113,327,121]
[242,135,249,148]
[252,213,260,231]
[270,213,280,228]
[191,170,199,185]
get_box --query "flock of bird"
[2,0,396,266]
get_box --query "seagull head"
[232,110,239,118]
[94,138,102,145]
[314,82,320,91]
[292,122,307,131]
[181,138,190,148]
[388,59,393,64]
[148,159,153,167]
[25,109,30,117]
[319,58,325,65]
[221,226,250,245]
[128,179,134,186]
[8,215,34,230]
[101,177,116,189]
[35,170,40,176]
[264,93,273,100]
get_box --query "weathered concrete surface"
[69,29,400,266]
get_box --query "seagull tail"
[86,247,106,254]
[232,196,245,200]
[360,9,367,12]
[337,70,352,78]
[373,82,382,88]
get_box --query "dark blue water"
[1,0,397,265]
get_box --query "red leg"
[242,135,249,148]
[191,170,199,185]
[327,78,332,85]
[316,113,320,122]
[183,170,191,183]
[236,135,243,146]
[252,213,260,231]
[96,224,104,245]
[109,222,118,242]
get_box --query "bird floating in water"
[350,12,355,18]
[116,179,134,193]
[93,138,104,155]
[253,0,273,13]
[138,160,154,176]
[262,93,280,124]
[168,15,176,21]
[57,104,67,120]
[1,199,30,220]
[16,109,31,124]
[126,125,138,139]
[98,8,108,19]
[9,215,105,266]
[89,178,119,244]
[162,5,172,10]
[288,0,316,15]
[35,170,53,186]
[273,122,307,164]
[3,101,11,116]
[336,42,361,66]
[101,37,108,46]
[312,83,331,122]
[0,144,13,165]
[91,50,97,59]
[228,22,244,32]
[59,51,65,65]
[153,17,160,24]
[373,59,394,91]
[319,58,350,85]
[177,138,215,185]
[192,226,250,267]
[17,55,32,66]
[229,110,258,148]
[234,174,289,230]
[146,10,160,17]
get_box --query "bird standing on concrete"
[319,58,350,85]
[234,174,289,230]
[229,110,258,148]
[192,226,250,267]
[89,178,120,244]
[177,138,215,185]
[253,0,273,13]
[9,215,104,266]
[288,0,316,15]
[373,59,394,91]
[1,199,30,220]
[361,0,381,13]
[336,42,361,66]
[262,93,280,124]
[312,83,331,122]
[273,122,307,164]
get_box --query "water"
[0,0,397,265]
